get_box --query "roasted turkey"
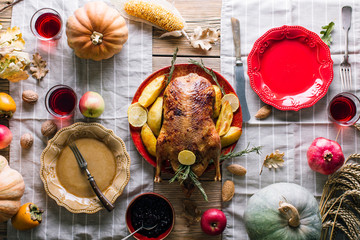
[154,73,221,188]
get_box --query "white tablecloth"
[220,0,360,239]
[7,0,153,239]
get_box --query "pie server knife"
[231,17,251,122]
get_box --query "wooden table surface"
[0,0,222,239]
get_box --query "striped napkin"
[220,0,360,239]
[7,0,153,239]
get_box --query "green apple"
[79,91,105,118]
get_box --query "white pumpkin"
[0,155,25,222]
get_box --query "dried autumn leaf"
[30,52,49,80]
[260,150,285,175]
[189,26,220,51]
[0,26,30,82]
[0,26,26,50]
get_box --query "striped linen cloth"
[7,0,153,239]
[221,0,360,239]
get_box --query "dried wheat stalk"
[319,154,360,240]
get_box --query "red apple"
[200,208,227,236]
[79,91,105,118]
[0,124,12,149]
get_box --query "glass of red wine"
[45,85,77,118]
[328,92,360,126]
[30,8,62,41]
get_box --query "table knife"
[231,17,251,122]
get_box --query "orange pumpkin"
[66,1,128,61]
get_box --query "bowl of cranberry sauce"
[125,192,174,240]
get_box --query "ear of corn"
[124,0,185,32]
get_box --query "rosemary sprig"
[189,59,225,95]
[169,164,187,183]
[166,47,179,86]
[189,170,208,201]
[180,164,191,183]
[220,144,262,161]
[169,164,208,201]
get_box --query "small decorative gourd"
[244,182,321,240]
[0,155,25,222]
[66,1,128,61]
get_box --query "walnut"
[41,120,57,137]
[20,133,34,149]
[22,90,39,104]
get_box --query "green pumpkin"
[244,182,321,240]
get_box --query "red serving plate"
[248,25,333,111]
[130,64,242,172]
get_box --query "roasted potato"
[141,123,157,157]
[147,96,163,136]
[138,75,166,107]
[216,101,233,136]
[221,126,242,148]
[213,85,222,118]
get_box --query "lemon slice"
[178,150,196,165]
[221,93,239,112]
[127,103,148,127]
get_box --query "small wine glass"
[328,92,360,126]
[45,85,77,118]
[30,8,63,41]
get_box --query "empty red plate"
[248,25,333,111]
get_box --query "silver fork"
[68,142,115,212]
[340,6,352,90]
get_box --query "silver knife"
[231,17,251,122]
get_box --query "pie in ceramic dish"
[40,122,131,214]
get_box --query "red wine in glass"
[328,93,360,126]
[46,85,77,118]
[31,8,62,40]
[35,13,61,39]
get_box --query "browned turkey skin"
[154,73,221,184]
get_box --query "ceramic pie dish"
[40,122,131,214]
[248,25,333,111]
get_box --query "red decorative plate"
[248,25,333,111]
[130,64,242,172]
